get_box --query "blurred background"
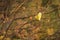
[0,0,60,40]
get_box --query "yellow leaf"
[35,12,42,21]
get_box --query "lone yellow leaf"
[35,12,42,21]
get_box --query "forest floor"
[0,0,60,40]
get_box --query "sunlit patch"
[35,12,42,21]
[46,28,55,35]
[0,36,4,40]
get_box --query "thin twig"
[44,7,60,14]
[9,0,27,17]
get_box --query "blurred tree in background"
[0,0,60,40]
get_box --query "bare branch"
[9,0,27,17]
